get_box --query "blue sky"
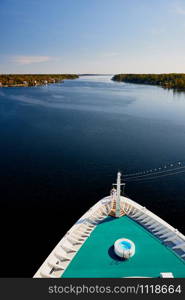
[1,0,185,73]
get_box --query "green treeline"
[0,74,78,87]
[112,73,185,90]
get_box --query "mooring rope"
[124,160,185,182]
[125,168,185,183]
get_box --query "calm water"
[0,75,185,276]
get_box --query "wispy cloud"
[172,2,185,15]
[11,55,52,65]
[150,28,166,35]
[103,52,120,57]
[175,6,185,15]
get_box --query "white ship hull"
[34,195,185,278]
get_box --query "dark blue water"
[0,75,185,276]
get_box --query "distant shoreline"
[0,74,78,87]
[112,73,185,90]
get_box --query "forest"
[112,73,185,90]
[0,74,78,87]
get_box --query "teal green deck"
[62,216,185,278]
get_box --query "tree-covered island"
[112,73,185,90]
[0,74,78,87]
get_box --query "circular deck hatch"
[114,238,135,259]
